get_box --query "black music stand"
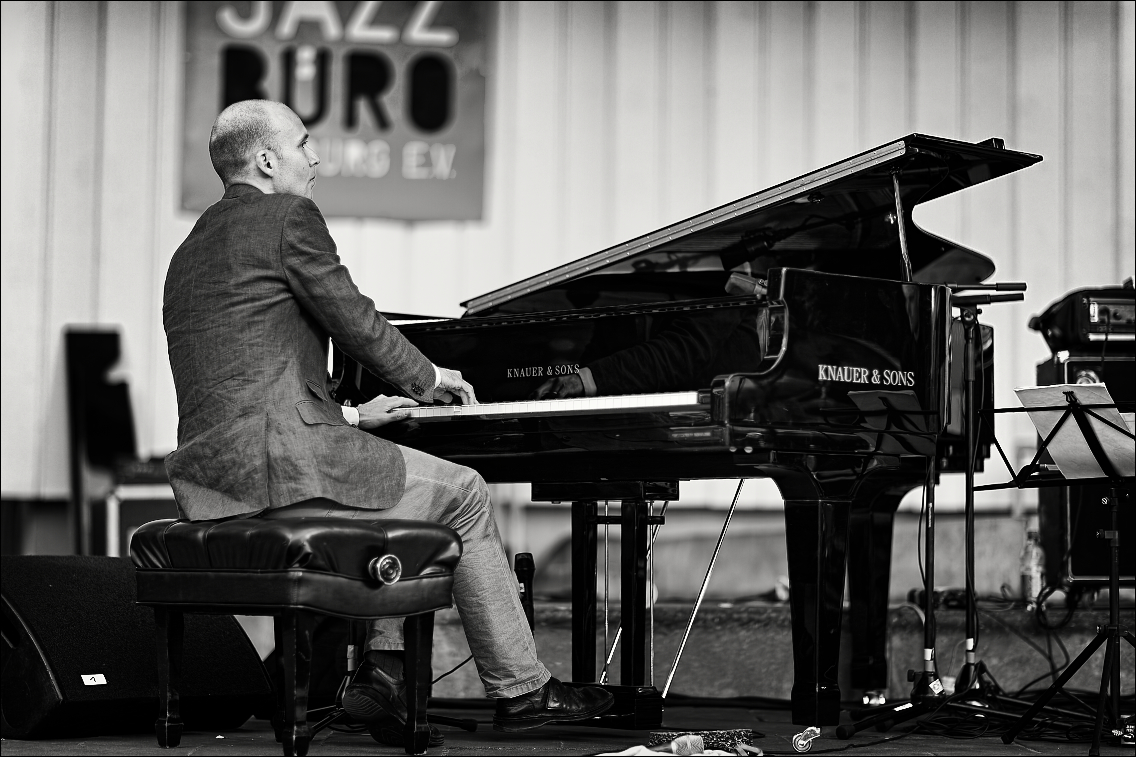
[993,388,1135,755]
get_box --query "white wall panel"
[662,1,711,222]
[813,1,859,168]
[860,1,909,146]
[2,1,1133,508]
[764,1,810,188]
[710,1,759,205]
[613,1,663,242]
[1,2,53,497]
[562,2,614,260]
[38,2,103,497]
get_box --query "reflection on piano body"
[332,134,1039,727]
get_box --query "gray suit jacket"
[163,183,436,520]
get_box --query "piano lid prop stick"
[662,481,745,698]
[891,171,913,283]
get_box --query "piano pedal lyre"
[532,481,672,729]
[598,498,668,687]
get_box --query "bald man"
[163,101,612,743]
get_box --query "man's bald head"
[208,100,293,186]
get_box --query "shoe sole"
[344,687,444,747]
[341,687,402,723]
[492,696,616,732]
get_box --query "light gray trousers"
[269,445,551,699]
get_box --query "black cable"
[1035,583,1077,630]
[915,684,1117,745]
[432,654,473,685]
[976,608,1052,667]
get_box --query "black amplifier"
[1029,286,1135,353]
[1036,353,1135,586]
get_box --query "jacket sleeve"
[280,197,436,402]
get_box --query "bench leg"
[279,610,315,757]
[272,616,285,743]
[153,607,184,748]
[403,613,434,755]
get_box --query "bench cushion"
[130,518,461,619]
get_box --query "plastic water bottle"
[1019,519,1045,611]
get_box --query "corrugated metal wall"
[3,1,1133,504]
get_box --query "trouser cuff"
[485,668,552,699]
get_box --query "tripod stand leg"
[1090,640,1115,756]
[1001,632,1107,744]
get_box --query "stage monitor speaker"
[1,556,272,738]
[1036,354,1135,586]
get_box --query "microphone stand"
[947,285,1025,694]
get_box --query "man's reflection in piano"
[534,307,765,400]
[533,273,769,400]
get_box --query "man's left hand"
[357,395,419,430]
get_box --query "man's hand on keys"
[435,366,478,406]
[358,395,419,430]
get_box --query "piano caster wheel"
[792,726,820,753]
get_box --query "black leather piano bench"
[129,516,462,757]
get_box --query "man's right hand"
[434,366,478,405]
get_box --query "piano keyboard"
[407,391,705,423]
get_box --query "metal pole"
[922,458,938,691]
[957,306,979,691]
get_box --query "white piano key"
[404,391,703,422]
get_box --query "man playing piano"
[163,100,613,743]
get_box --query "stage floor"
[2,700,1131,756]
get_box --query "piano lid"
[462,134,1041,316]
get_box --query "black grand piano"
[332,134,1041,728]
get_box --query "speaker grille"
[1,556,271,736]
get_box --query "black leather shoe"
[493,678,614,732]
[342,661,443,747]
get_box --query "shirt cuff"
[432,364,442,394]
[342,405,360,427]
[579,366,597,397]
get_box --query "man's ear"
[254,148,275,177]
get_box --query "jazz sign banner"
[181,1,489,220]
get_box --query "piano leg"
[571,500,598,682]
[847,491,903,695]
[783,497,851,727]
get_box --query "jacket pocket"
[305,378,328,401]
[296,399,346,426]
